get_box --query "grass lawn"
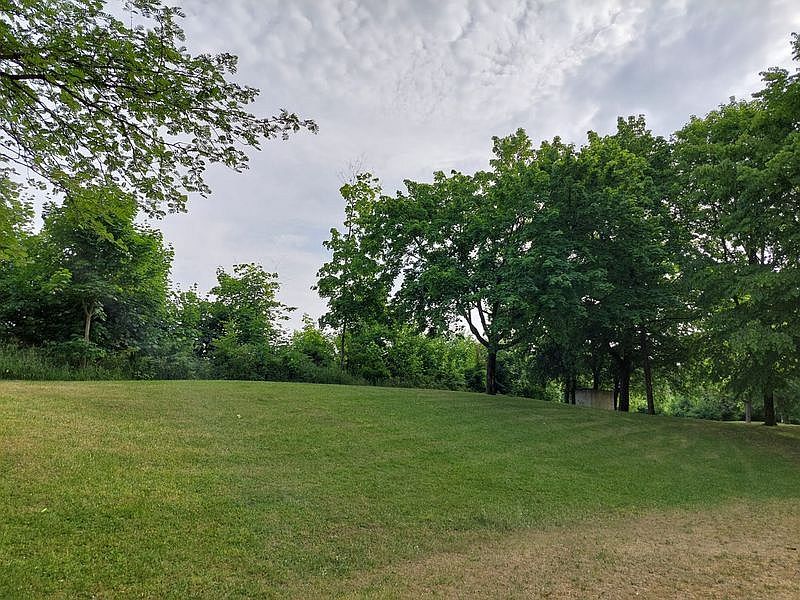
[1,381,799,598]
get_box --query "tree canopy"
[309,34,799,423]
[0,12,796,426]
[674,41,800,425]
[0,0,316,216]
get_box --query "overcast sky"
[154,0,800,328]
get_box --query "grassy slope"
[0,381,798,598]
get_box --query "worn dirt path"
[295,499,800,599]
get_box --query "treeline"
[0,26,797,423]
[316,35,800,425]
[0,193,486,390]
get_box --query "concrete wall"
[574,388,614,410]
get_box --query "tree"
[501,121,681,412]
[572,119,683,413]
[675,84,799,426]
[315,173,392,371]
[0,0,316,216]
[376,130,549,394]
[515,135,601,405]
[206,263,294,379]
[51,196,171,349]
[0,190,172,366]
[209,263,292,347]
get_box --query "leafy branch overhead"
[0,0,317,215]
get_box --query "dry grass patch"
[319,499,800,599]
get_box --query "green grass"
[1,381,798,598]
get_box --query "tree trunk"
[339,322,347,371]
[82,301,93,370]
[641,330,655,415]
[763,389,776,426]
[609,351,631,412]
[83,304,93,343]
[745,400,752,423]
[592,367,600,391]
[618,359,631,412]
[486,349,497,395]
[564,373,576,404]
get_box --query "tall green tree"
[674,33,800,426]
[0,190,172,365]
[49,196,170,349]
[675,90,799,425]
[377,131,551,394]
[315,173,391,371]
[507,136,590,403]
[575,119,683,413]
[511,120,681,412]
[206,263,294,379]
[0,0,316,216]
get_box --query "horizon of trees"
[316,33,800,425]
[0,2,796,425]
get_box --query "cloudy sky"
[155,0,799,327]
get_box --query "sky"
[153,0,800,328]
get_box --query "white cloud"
[157,0,800,328]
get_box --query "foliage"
[209,263,292,347]
[290,315,337,368]
[327,321,485,391]
[372,131,551,394]
[200,263,293,380]
[0,169,33,261]
[0,0,316,216]
[0,342,125,379]
[674,64,800,425]
[660,385,744,421]
[0,192,173,367]
[315,173,392,370]
[357,121,685,406]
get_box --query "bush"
[278,348,365,384]
[662,391,744,421]
[0,343,125,380]
[132,352,212,380]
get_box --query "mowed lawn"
[1,381,799,598]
